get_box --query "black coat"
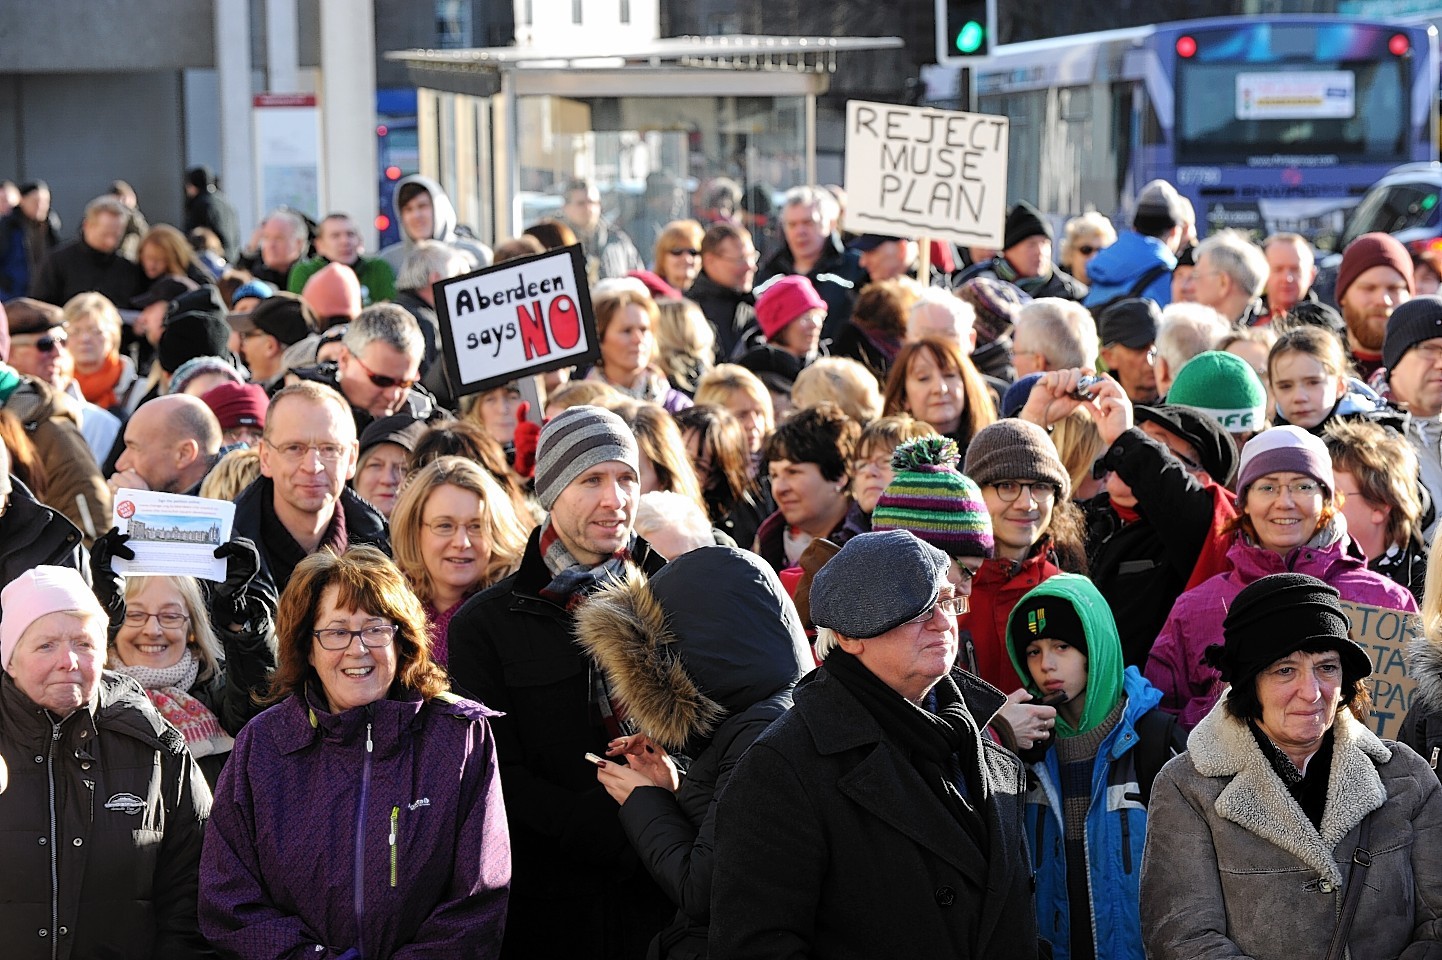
[183,188,240,262]
[29,236,147,308]
[709,665,1040,960]
[686,271,758,363]
[755,233,857,342]
[0,478,85,622]
[448,530,672,959]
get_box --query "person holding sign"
[584,288,692,413]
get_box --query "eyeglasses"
[264,439,349,463]
[989,480,1058,503]
[349,350,418,391]
[851,455,891,474]
[954,565,978,586]
[669,247,701,258]
[424,519,487,539]
[1167,448,1205,473]
[240,328,272,341]
[123,610,190,629]
[313,623,399,650]
[717,250,760,266]
[1250,480,1322,500]
[903,596,969,624]
[17,334,66,353]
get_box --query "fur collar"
[1407,635,1442,714]
[1188,693,1391,885]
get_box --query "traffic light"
[936,0,991,63]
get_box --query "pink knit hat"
[1,566,106,668]
[755,275,827,340]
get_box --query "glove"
[212,537,262,624]
[89,527,135,629]
[512,401,542,479]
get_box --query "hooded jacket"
[965,538,1062,692]
[1005,574,1172,960]
[1081,232,1176,310]
[0,476,85,622]
[574,548,811,959]
[1141,693,1442,960]
[199,689,509,959]
[3,371,110,545]
[1146,526,1416,730]
[378,175,492,275]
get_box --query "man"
[108,179,150,263]
[0,180,60,303]
[239,208,309,288]
[29,195,146,308]
[228,291,315,390]
[1153,302,1230,397]
[1260,232,1319,322]
[687,221,760,362]
[853,233,917,284]
[1382,296,1442,541]
[299,262,362,328]
[287,213,397,306]
[448,405,672,959]
[1335,232,1414,381]
[964,200,1086,302]
[183,165,240,261]
[908,287,976,350]
[107,393,220,497]
[1183,230,1268,326]
[1012,297,1099,377]
[395,239,473,406]
[290,302,433,431]
[710,529,1041,959]
[1084,179,1189,310]
[6,296,120,464]
[378,174,492,275]
[754,185,856,340]
[1098,298,1161,403]
[231,381,389,599]
[559,178,642,283]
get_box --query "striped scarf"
[536,515,636,611]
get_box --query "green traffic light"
[956,19,985,54]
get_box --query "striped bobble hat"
[870,436,994,559]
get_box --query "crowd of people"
[2,164,1442,960]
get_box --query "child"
[1006,573,1184,960]
[1268,325,1401,434]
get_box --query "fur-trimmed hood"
[574,547,811,751]
[1406,633,1442,715]
[1187,692,1390,885]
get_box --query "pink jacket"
[1145,531,1416,730]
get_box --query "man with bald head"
[108,394,222,496]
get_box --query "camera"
[1072,374,1104,400]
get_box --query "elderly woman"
[199,546,510,959]
[1141,572,1442,960]
[586,289,692,412]
[63,290,140,412]
[0,565,212,959]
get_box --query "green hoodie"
[1005,573,1125,738]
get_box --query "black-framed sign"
[434,244,598,397]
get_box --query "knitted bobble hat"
[871,436,994,559]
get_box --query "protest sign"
[435,244,598,397]
[844,100,1010,249]
[1340,600,1421,739]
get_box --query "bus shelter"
[386,35,902,247]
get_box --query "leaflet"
[111,488,235,582]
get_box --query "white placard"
[844,100,1010,248]
[111,489,235,582]
[1236,71,1355,120]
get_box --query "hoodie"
[378,175,492,275]
[1081,232,1176,310]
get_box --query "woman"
[352,413,427,519]
[739,275,826,396]
[467,380,523,452]
[675,404,770,549]
[574,546,811,959]
[199,546,510,959]
[694,363,775,470]
[391,456,530,666]
[408,419,534,524]
[623,401,707,513]
[0,565,212,959]
[754,401,865,571]
[586,289,692,412]
[1141,572,1442,960]
[831,278,916,380]
[62,290,140,411]
[883,335,997,460]
[139,223,210,285]
[652,219,705,294]
[1147,426,1415,730]
[654,298,715,396]
[848,413,937,519]
[791,356,884,426]
[1058,212,1116,287]
[1324,418,1427,603]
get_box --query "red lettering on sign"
[516,301,550,360]
[550,296,580,349]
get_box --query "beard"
[1344,306,1388,352]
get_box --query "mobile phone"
[583,752,605,767]
[1040,691,1070,708]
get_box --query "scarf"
[586,364,674,406]
[112,648,234,759]
[825,649,986,848]
[537,515,636,610]
[75,352,125,410]
[1249,720,1335,830]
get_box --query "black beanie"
[1004,200,1051,251]
[1383,296,1442,376]
[1008,594,1088,665]
[1206,573,1371,692]
[158,314,233,375]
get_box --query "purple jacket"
[199,689,510,959]
[1146,532,1416,730]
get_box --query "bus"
[971,17,1438,249]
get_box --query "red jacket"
[962,538,1062,691]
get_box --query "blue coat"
[1025,668,1161,960]
[1081,232,1175,309]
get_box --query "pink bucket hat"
[1,566,106,668]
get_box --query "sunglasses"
[1077,245,1098,256]
[349,350,417,391]
[20,334,66,353]
[670,247,701,257]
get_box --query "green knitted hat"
[1166,351,1267,435]
[870,436,994,559]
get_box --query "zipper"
[1120,808,1133,874]
[389,806,399,888]
[47,719,61,960]
[353,720,374,960]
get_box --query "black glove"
[89,527,135,629]
[212,537,262,624]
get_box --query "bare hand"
[999,688,1058,750]
[594,759,657,805]
[606,734,680,793]
[107,468,150,496]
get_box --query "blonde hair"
[695,363,775,435]
[1049,408,1107,497]
[199,447,262,501]
[115,575,223,683]
[545,379,621,416]
[62,291,123,351]
[652,220,705,278]
[654,298,714,394]
[791,357,884,424]
[623,403,706,513]
[1059,212,1116,275]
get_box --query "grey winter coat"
[1140,693,1442,960]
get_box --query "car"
[1313,162,1442,304]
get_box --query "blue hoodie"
[1082,232,1176,309]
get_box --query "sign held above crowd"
[844,100,1010,249]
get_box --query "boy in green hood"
[1006,573,1185,960]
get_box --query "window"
[572,0,582,24]
[620,0,630,24]
[435,0,471,49]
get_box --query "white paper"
[1236,71,1355,121]
[110,489,236,582]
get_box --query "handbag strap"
[1324,814,1374,960]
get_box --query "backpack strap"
[1131,708,1186,806]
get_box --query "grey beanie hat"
[534,404,640,510]
[810,530,951,639]
[963,418,1071,501]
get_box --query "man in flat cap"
[711,528,1041,960]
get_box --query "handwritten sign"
[435,244,598,397]
[844,100,1010,248]
[1340,600,1421,739]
